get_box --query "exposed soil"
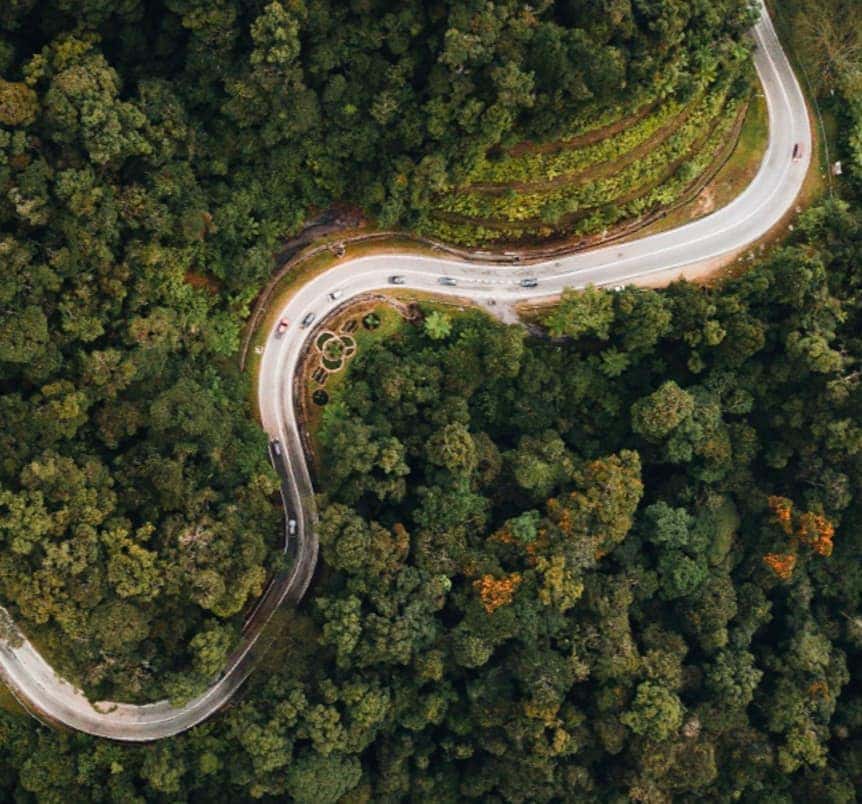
[183,272,220,294]
[692,186,717,218]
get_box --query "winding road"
[0,1,811,741]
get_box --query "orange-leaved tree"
[762,496,836,580]
[473,573,522,614]
[763,552,797,581]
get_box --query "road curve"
[0,1,810,741]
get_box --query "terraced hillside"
[424,54,757,247]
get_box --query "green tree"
[424,310,453,340]
[621,681,684,741]
[544,285,615,340]
[426,422,477,475]
[631,381,695,442]
[284,751,362,804]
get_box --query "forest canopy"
[0,0,758,702]
[0,197,860,801]
[1,0,861,801]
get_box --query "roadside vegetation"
[770,0,860,188]
[424,53,755,246]
[629,88,769,243]
[300,301,407,451]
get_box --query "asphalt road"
[0,0,811,741]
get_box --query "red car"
[792,143,802,162]
[275,318,290,336]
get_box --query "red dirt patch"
[184,272,220,294]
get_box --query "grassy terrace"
[461,91,700,188]
[423,65,756,247]
[618,87,769,247]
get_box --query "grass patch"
[0,681,27,717]
[709,88,769,207]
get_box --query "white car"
[328,289,343,301]
[288,518,297,536]
[275,318,289,336]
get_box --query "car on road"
[275,318,290,336]
[792,143,802,162]
[270,439,282,457]
[300,312,316,328]
[328,289,343,301]
[438,276,457,286]
[288,518,297,536]
[519,277,539,288]
[389,275,406,284]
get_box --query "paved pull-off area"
[0,1,811,741]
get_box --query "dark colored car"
[438,276,457,286]
[389,275,406,285]
[300,312,316,328]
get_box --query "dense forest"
[0,199,860,800]
[1,0,861,801]
[0,0,757,701]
